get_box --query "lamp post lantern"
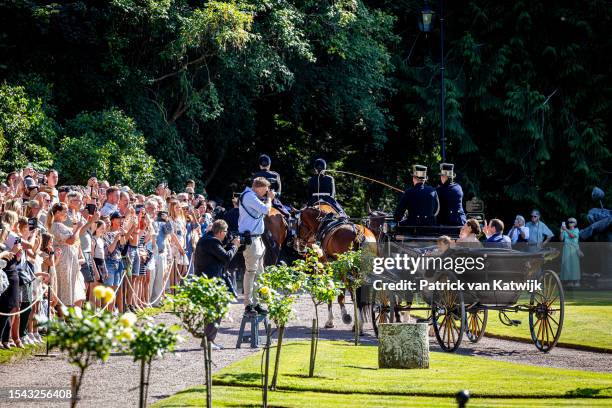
[419,5,434,33]
[419,0,446,162]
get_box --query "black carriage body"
[422,248,547,307]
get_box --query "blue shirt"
[238,187,270,235]
[526,221,553,247]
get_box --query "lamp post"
[419,0,446,162]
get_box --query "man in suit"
[394,165,439,226]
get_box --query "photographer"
[238,177,273,314]
[194,220,239,282]
[193,219,239,350]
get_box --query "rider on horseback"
[307,158,347,217]
[253,154,291,218]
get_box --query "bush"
[0,83,57,174]
[58,108,156,191]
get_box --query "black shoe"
[254,304,268,315]
[245,304,256,314]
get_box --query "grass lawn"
[153,341,612,407]
[152,386,612,408]
[411,290,612,352]
[0,341,46,364]
[211,341,612,398]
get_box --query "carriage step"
[509,319,521,326]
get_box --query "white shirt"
[508,226,530,244]
[100,202,118,217]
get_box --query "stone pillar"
[378,323,429,369]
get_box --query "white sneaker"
[20,336,32,345]
[34,333,43,343]
[28,333,40,344]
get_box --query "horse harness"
[316,213,366,249]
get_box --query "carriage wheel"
[431,271,465,352]
[529,270,564,352]
[465,308,488,343]
[371,303,393,337]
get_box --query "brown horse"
[262,207,289,265]
[296,205,377,329]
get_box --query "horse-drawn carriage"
[365,216,564,353]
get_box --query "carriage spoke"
[449,319,456,346]
[548,313,560,331]
[534,290,545,301]
[544,317,552,348]
[447,317,455,346]
[545,274,555,300]
[535,318,544,344]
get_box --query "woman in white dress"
[46,203,86,307]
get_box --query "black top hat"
[439,163,455,178]
[411,165,428,180]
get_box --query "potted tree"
[126,317,181,408]
[330,249,371,345]
[294,246,342,377]
[169,276,233,408]
[258,263,305,390]
[46,291,126,408]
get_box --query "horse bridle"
[293,208,326,253]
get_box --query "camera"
[86,203,96,215]
[135,204,144,214]
[28,218,38,231]
[241,230,252,246]
[14,236,21,245]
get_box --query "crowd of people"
[0,166,229,350]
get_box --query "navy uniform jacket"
[436,180,467,226]
[307,174,335,199]
[393,182,439,226]
[253,170,282,195]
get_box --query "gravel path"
[1,295,611,407]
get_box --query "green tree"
[169,277,233,408]
[0,83,57,174]
[58,109,156,191]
